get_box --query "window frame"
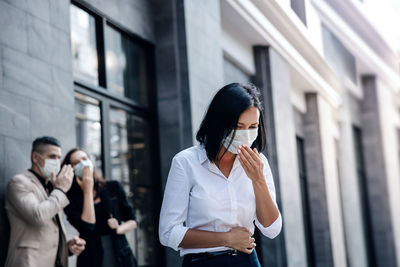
[70,1,164,266]
[71,0,157,110]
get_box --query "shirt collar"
[198,145,209,164]
[197,145,241,180]
[29,169,53,193]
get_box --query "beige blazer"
[4,171,70,267]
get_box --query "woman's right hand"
[225,227,256,254]
[76,166,94,193]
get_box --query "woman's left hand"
[237,145,264,183]
[108,214,119,230]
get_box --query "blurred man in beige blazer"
[5,136,86,267]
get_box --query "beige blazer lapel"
[58,211,67,236]
[26,171,63,228]
[25,171,48,200]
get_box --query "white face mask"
[223,128,258,154]
[38,157,61,181]
[73,159,94,179]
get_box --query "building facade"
[0,0,399,267]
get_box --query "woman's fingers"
[253,148,262,160]
[238,149,253,168]
[243,145,261,164]
[238,146,257,168]
[108,218,119,229]
[237,154,248,171]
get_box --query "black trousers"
[182,250,262,267]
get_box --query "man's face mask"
[223,128,258,154]
[73,159,94,179]
[37,154,61,180]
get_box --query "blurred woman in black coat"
[62,148,137,267]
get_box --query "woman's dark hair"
[196,83,267,162]
[61,148,106,195]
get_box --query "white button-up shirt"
[159,145,282,256]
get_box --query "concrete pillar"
[254,46,308,267]
[376,79,400,266]
[317,96,347,267]
[153,1,193,266]
[360,75,397,267]
[337,93,369,267]
[253,45,291,267]
[303,93,334,267]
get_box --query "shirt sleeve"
[254,154,283,239]
[6,175,70,227]
[159,156,190,251]
[64,196,95,235]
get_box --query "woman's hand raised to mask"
[53,165,74,192]
[237,145,264,183]
[76,166,94,193]
[225,227,256,254]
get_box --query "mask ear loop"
[219,127,238,162]
[34,152,46,169]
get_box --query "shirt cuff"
[54,187,67,195]
[255,213,282,239]
[168,225,189,251]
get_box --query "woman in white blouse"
[159,83,282,266]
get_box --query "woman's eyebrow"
[237,122,259,125]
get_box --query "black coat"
[65,180,137,267]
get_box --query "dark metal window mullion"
[96,16,107,88]
[101,99,112,180]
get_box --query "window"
[105,26,149,105]
[70,3,162,266]
[75,92,103,173]
[70,2,152,107]
[70,5,99,85]
[291,0,307,26]
[296,136,314,267]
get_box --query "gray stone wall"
[184,0,224,141]
[0,0,75,265]
[153,0,193,266]
[0,0,158,266]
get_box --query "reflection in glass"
[70,5,99,85]
[109,107,157,266]
[105,25,148,105]
[75,92,103,174]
